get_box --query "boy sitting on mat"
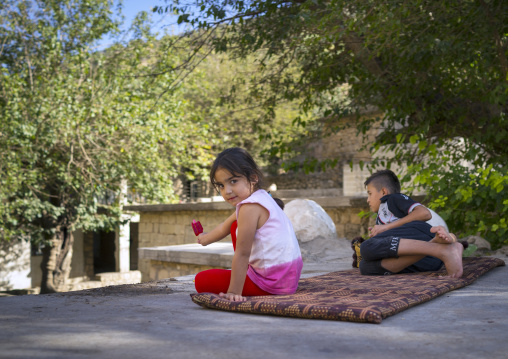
[359,169,464,278]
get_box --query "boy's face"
[366,184,387,212]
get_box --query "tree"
[0,0,214,292]
[173,45,309,174]
[156,0,508,246]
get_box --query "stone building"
[2,114,383,292]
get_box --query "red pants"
[194,221,272,296]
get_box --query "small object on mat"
[192,220,203,236]
[351,236,366,268]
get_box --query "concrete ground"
[1,257,507,359]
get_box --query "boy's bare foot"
[441,242,464,278]
[430,226,457,244]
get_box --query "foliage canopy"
[158,0,508,246]
[0,0,215,246]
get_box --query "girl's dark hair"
[210,147,284,209]
[364,169,401,194]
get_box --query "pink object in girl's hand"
[192,220,203,236]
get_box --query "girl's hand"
[197,233,208,246]
[219,292,247,302]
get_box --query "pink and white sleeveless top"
[236,189,303,294]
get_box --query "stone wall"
[266,114,381,191]
[130,202,233,282]
[149,261,223,280]
[126,197,371,282]
[266,167,343,190]
[324,205,372,239]
[342,163,373,196]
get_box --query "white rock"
[426,208,449,231]
[284,199,351,262]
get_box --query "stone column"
[115,214,130,273]
[115,213,140,273]
[115,180,139,273]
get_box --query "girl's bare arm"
[197,212,237,246]
[221,203,265,301]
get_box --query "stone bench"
[138,243,234,281]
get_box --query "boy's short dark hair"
[364,169,401,194]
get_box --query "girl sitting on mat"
[194,147,303,302]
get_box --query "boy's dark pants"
[359,221,443,275]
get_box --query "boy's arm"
[369,205,432,237]
[197,212,237,246]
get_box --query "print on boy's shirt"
[376,193,422,225]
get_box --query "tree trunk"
[40,227,74,294]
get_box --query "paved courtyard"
[0,257,507,359]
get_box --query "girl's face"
[214,167,257,206]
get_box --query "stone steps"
[66,270,142,292]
